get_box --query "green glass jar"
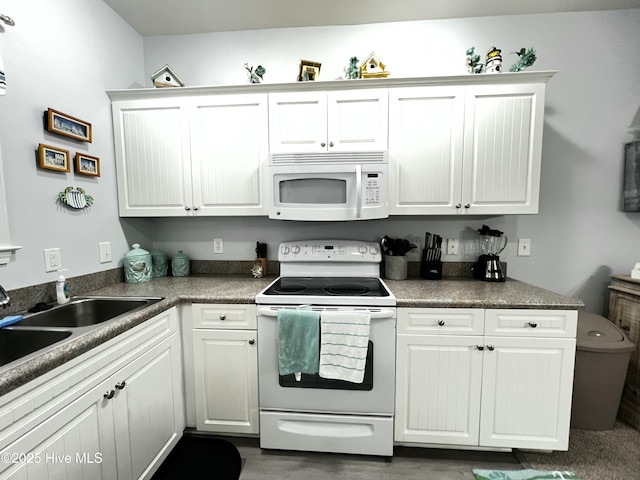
[124,244,152,284]
[151,248,169,277]
[171,250,190,277]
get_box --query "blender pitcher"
[473,225,507,282]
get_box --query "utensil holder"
[384,255,407,280]
[420,249,442,280]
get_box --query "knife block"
[420,249,442,280]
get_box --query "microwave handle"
[355,164,362,219]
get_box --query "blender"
[472,225,507,282]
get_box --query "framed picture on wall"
[75,153,100,177]
[624,140,640,212]
[38,144,70,172]
[46,108,93,143]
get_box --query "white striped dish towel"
[0,48,5,95]
[319,311,370,383]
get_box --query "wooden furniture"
[191,303,259,434]
[609,275,640,429]
[395,307,577,451]
[0,308,184,480]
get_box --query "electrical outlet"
[44,248,62,272]
[99,242,112,263]
[213,238,224,254]
[447,238,459,255]
[518,238,531,257]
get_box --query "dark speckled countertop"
[0,274,582,396]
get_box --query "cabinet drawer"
[398,308,484,335]
[192,304,257,329]
[485,309,577,338]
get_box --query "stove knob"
[291,245,301,254]
[358,245,368,254]
[369,246,379,255]
[281,246,290,255]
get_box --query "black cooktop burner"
[263,277,389,298]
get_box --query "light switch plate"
[99,242,112,263]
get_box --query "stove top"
[263,276,390,298]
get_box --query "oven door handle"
[355,164,362,219]
[257,307,396,319]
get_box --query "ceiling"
[102,0,640,36]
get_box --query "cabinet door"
[395,335,483,446]
[112,98,193,216]
[192,329,259,434]
[479,336,575,450]
[462,84,545,214]
[268,92,327,153]
[190,94,269,215]
[0,378,117,480]
[327,89,388,152]
[388,87,465,214]
[112,333,184,480]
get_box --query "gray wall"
[0,0,152,292]
[145,10,640,314]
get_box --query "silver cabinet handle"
[476,345,484,351]
[219,314,226,321]
[487,345,495,351]
[115,381,126,390]
[529,321,538,328]
[464,204,471,209]
[193,206,199,211]
[438,320,445,326]
[185,206,191,211]
[249,339,255,345]
[320,142,326,147]
[329,142,334,147]
[104,390,115,400]
[456,203,462,208]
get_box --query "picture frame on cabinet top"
[75,153,100,177]
[38,143,70,172]
[46,108,93,143]
[297,60,321,81]
[623,140,640,212]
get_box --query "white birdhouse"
[150,64,185,88]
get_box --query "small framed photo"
[297,60,322,81]
[624,140,640,212]
[38,144,70,172]
[75,153,100,177]
[46,108,92,143]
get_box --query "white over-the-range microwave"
[268,151,388,221]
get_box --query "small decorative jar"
[124,244,152,284]
[151,248,169,277]
[171,250,190,277]
[384,255,408,281]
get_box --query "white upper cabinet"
[112,98,193,216]
[268,89,389,153]
[189,94,269,216]
[389,80,548,215]
[462,84,545,215]
[389,86,465,214]
[112,94,269,216]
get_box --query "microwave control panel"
[364,173,382,206]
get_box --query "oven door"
[257,305,396,416]
[269,164,388,221]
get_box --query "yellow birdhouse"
[359,52,390,79]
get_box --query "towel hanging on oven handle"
[257,306,395,319]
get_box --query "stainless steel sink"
[0,329,73,367]
[16,296,163,328]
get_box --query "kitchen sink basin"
[0,329,73,367]
[16,296,163,328]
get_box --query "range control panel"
[278,240,381,262]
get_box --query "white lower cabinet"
[0,308,184,480]
[395,308,577,451]
[192,304,259,435]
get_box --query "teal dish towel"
[277,309,320,376]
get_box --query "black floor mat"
[152,435,242,480]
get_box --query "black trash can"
[571,311,634,430]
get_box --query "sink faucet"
[0,285,9,308]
